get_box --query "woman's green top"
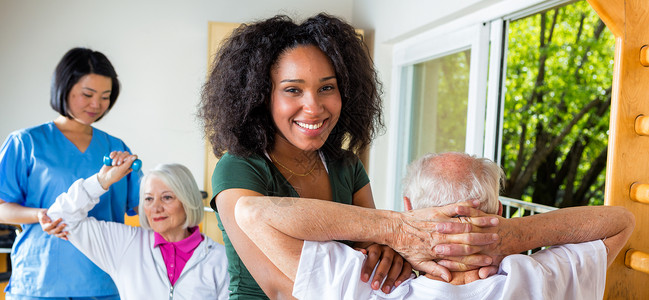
[211,152,370,299]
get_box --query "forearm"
[236,196,500,283]
[0,199,40,224]
[218,190,299,299]
[238,196,397,245]
[496,206,633,255]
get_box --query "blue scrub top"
[0,122,141,297]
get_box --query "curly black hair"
[199,13,384,160]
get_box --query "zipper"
[168,242,212,299]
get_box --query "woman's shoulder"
[211,152,279,203]
[215,152,270,173]
[218,152,267,163]
[9,122,55,137]
[200,236,228,260]
[2,122,56,148]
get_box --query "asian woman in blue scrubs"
[0,48,141,299]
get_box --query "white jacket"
[48,175,230,300]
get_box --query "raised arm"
[44,152,140,274]
[47,152,137,230]
[0,152,137,239]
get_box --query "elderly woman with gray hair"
[46,151,229,299]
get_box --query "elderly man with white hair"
[235,152,635,299]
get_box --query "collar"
[153,226,203,252]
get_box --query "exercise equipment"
[103,155,142,172]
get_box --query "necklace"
[270,153,317,177]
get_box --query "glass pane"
[500,0,613,207]
[409,49,471,161]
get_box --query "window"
[500,1,614,207]
[409,49,471,159]
[387,0,613,209]
[388,24,489,210]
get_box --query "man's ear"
[497,200,503,216]
[403,197,413,211]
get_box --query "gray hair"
[401,152,504,214]
[139,163,204,230]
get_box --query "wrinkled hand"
[98,151,137,189]
[431,215,504,273]
[468,215,514,275]
[356,243,413,293]
[389,200,500,282]
[38,209,68,240]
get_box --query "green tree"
[501,0,614,207]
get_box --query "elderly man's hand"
[432,212,506,277]
[389,200,500,282]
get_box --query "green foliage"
[501,0,614,207]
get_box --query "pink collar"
[153,226,202,252]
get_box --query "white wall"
[0,0,353,191]
[353,0,512,209]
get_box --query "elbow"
[613,206,636,247]
[233,196,260,233]
[619,206,636,233]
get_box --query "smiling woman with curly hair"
[200,14,383,160]
[198,13,412,299]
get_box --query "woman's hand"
[97,151,137,189]
[38,209,68,240]
[356,243,413,293]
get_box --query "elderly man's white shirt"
[48,176,230,300]
[293,239,606,300]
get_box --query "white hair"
[401,152,504,214]
[139,163,204,230]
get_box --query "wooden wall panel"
[587,0,649,298]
